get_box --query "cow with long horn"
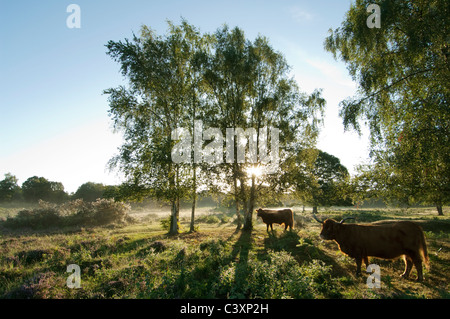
[312,213,429,281]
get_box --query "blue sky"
[0,0,369,193]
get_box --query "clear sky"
[0,0,370,193]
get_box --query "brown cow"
[312,214,429,281]
[256,208,294,232]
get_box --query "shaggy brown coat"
[256,208,294,231]
[319,219,429,281]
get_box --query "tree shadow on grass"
[262,230,352,278]
[229,230,252,298]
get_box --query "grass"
[0,205,449,299]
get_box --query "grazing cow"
[312,214,429,281]
[256,208,294,232]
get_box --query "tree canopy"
[73,182,106,202]
[325,0,449,214]
[0,173,21,202]
[292,149,351,212]
[105,20,325,233]
[21,176,69,203]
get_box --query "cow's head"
[256,208,264,217]
[319,219,339,240]
[312,213,355,240]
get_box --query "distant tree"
[324,0,450,214]
[73,182,105,202]
[22,176,68,203]
[49,181,70,203]
[294,150,351,212]
[313,151,351,209]
[22,176,51,202]
[103,185,121,200]
[0,173,21,202]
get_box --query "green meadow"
[1,203,448,299]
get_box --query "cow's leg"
[401,255,413,279]
[270,223,274,231]
[414,260,424,282]
[363,256,369,267]
[411,254,424,282]
[355,257,362,277]
[266,224,269,232]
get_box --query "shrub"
[4,208,61,229]
[299,259,341,298]
[160,215,181,233]
[17,249,52,265]
[1,199,132,229]
[92,199,130,225]
[160,215,171,231]
[246,250,310,298]
[197,214,221,224]
[4,272,66,299]
[65,198,131,226]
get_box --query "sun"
[246,165,264,178]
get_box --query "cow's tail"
[419,230,429,269]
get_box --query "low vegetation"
[1,199,133,230]
[0,205,448,299]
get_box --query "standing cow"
[256,208,294,232]
[312,214,429,281]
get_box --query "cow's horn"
[312,213,324,224]
[339,217,355,224]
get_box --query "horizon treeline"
[0,173,120,204]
